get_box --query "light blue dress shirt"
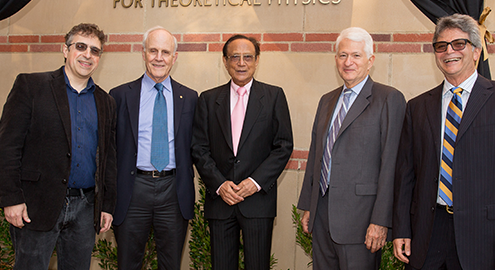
[136,74,176,171]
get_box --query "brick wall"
[4,32,495,54]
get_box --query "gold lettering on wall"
[113,0,340,8]
[180,0,192,7]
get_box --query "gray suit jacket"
[298,77,405,244]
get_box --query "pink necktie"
[231,87,247,156]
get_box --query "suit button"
[134,153,137,157]
[67,153,71,158]
[235,160,241,164]
[62,179,67,184]
[431,206,435,212]
[130,171,135,175]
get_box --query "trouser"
[11,189,96,270]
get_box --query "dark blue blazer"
[110,76,197,225]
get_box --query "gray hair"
[142,26,178,53]
[336,27,374,58]
[434,14,482,49]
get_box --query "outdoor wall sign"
[113,0,341,8]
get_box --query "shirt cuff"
[249,177,261,192]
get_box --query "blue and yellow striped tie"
[439,87,463,207]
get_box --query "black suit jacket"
[0,67,117,232]
[110,76,197,224]
[393,75,495,269]
[192,80,293,219]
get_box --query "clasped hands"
[218,179,258,206]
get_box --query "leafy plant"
[291,205,313,266]
[379,242,405,270]
[291,205,404,270]
[92,238,118,270]
[0,209,14,269]
[92,228,157,270]
[189,180,211,269]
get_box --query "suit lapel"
[238,80,263,151]
[424,84,443,161]
[125,77,142,147]
[215,83,233,151]
[319,88,341,148]
[50,68,72,148]
[338,78,372,136]
[171,77,183,136]
[457,76,493,141]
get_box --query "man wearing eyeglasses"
[0,23,116,270]
[192,35,293,269]
[110,26,197,270]
[393,14,495,270]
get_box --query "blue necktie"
[150,83,169,172]
[320,89,352,196]
[439,87,463,206]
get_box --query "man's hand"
[99,212,113,233]
[4,203,31,228]
[393,238,411,263]
[364,223,388,253]
[301,211,311,234]
[235,179,258,198]
[218,181,244,206]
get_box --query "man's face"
[223,38,259,87]
[143,29,178,83]
[63,34,102,81]
[335,38,374,89]
[434,28,481,85]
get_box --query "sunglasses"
[67,42,102,57]
[432,38,473,53]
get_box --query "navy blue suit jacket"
[110,76,198,225]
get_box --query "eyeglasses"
[67,42,102,57]
[432,39,473,53]
[226,54,256,63]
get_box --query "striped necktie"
[320,89,352,196]
[439,87,463,206]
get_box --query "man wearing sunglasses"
[110,26,197,270]
[192,35,293,269]
[393,14,495,270]
[0,23,116,270]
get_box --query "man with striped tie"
[393,14,495,270]
[297,27,406,269]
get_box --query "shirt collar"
[230,79,253,96]
[143,73,173,93]
[63,66,95,94]
[442,71,478,96]
[344,75,368,96]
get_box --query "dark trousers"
[114,174,188,270]
[312,192,380,270]
[208,206,274,270]
[10,190,96,270]
[406,206,462,270]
